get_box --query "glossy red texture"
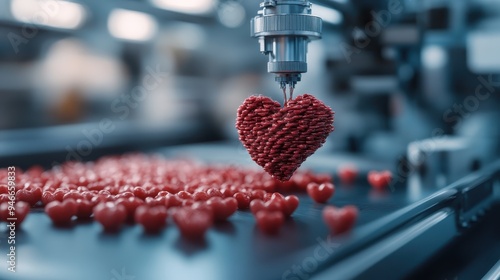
[0,201,30,225]
[282,195,299,217]
[116,197,144,221]
[75,199,94,219]
[307,182,335,203]
[322,205,358,234]
[134,205,168,234]
[93,202,127,232]
[206,197,238,221]
[16,186,42,206]
[0,154,338,241]
[174,208,212,240]
[368,171,392,190]
[338,165,358,184]
[45,199,77,225]
[255,211,284,235]
[233,192,251,210]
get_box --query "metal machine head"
[251,0,322,98]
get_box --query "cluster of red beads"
[236,94,334,181]
[0,154,332,238]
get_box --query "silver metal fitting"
[251,0,322,88]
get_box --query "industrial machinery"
[0,0,499,279]
[251,0,322,100]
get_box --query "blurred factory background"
[0,0,499,184]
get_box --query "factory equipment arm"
[250,0,322,101]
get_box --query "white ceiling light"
[11,0,86,29]
[108,9,158,42]
[218,1,246,28]
[151,0,217,15]
[313,4,343,25]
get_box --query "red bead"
[45,199,77,225]
[93,202,127,232]
[255,211,284,235]
[165,194,183,208]
[173,208,212,240]
[192,191,209,201]
[250,189,266,200]
[233,192,250,210]
[135,205,168,234]
[338,165,358,184]
[63,191,84,201]
[0,194,9,204]
[177,191,192,200]
[206,197,237,222]
[0,201,30,225]
[16,186,42,206]
[368,171,392,190]
[206,188,223,198]
[75,199,94,219]
[0,185,9,194]
[133,187,149,200]
[307,182,335,203]
[322,205,358,234]
[116,197,144,221]
[282,195,299,217]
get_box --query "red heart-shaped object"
[174,208,212,240]
[368,171,392,190]
[165,193,183,208]
[0,201,30,225]
[16,186,42,206]
[206,197,238,221]
[45,199,77,225]
[255,210,284,235]
[0,185,9,194]
[41,191,65,205]
[307,182,335,203]
[250,198,283,215]
[93,202,127,232]
[236,94,334,181]
[282,195,299,217]
[233,192,251,209]
[322,205,358,234]
[75,199,94,219]
[116,197,144,221]
[338,165,358,184]
[134,205,168,234]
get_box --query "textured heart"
[236,94,334,181]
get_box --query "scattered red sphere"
[0,154,358,239]
[93,202,127,232]
[45,199,77,225]
[368,170,392,190]
[307,182,335,203]
[135,205,168,234]
[322,205,358,234]
[338,165,358,184]
[255,210,284,235]
[173,208,212,240]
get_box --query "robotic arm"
[251,0,322,101]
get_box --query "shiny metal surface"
[251,0,322,90]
